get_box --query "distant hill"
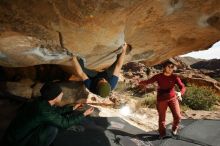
[191,59,220,70]
[178,56,204,66]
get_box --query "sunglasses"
[167,65,175,69]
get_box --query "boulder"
[32,81,89,106]
[0,0,220,69]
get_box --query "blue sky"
[181,41,220,59]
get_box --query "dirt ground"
[88,91,220,133]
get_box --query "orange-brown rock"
[0,0,220,70]
[0,80,89,104]
[177,69,220,96]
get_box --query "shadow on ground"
[0,96,220,146]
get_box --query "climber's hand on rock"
[122,42,127,52]
[72,56,77,60]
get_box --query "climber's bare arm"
[113,43,127,77]
[72,56,89,81]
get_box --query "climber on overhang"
[72,43,132,98]
[3,83,94,146]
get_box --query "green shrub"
[115,82,129,92]
[214,77,220,82]
[141,94,156,108]
[182,84,219,110]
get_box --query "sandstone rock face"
[0,80,89,105]
[176,69,220,96]
[32,81,89,106]
[0,0,220,69]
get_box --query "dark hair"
[162,60,175,68]
[40,83,62,101]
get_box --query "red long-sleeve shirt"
[139,73,186,101]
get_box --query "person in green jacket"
[3,83,94,146]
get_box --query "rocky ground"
[89,89,220,133]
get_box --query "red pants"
[156,98,181,137]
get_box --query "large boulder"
[0,0,220,70]
[0,80,89,105]
[33,81,89,106]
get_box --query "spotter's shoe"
[171,129,178,136]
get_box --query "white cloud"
[181,41,220,59]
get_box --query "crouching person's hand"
[73,103,84,110]
[83,107,94,116]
